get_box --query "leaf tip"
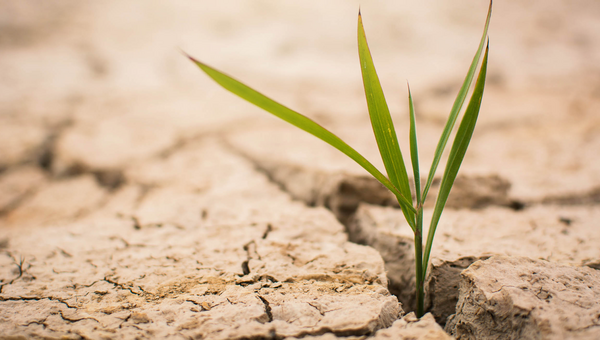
[183,51,205,68]
[179,49,205,67]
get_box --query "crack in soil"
[38,119,127,191]
[257,295,273,323]
[23,318,48,328]
[290,326,377,339]
[262,223,273,240]
[103,277,145,297]
[57,309,100,324]
[307,302,326,316]
[0,253,32,293]
[241,239,264,277]
[0,295,78,309]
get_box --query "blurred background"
[1,0,599,228]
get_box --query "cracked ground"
[1,1,600,339]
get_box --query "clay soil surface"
[1,1,600,339]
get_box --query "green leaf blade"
[421,1,492,203]
[423,42,489,274]
[408,84,421,207]
[358,12,415,224]
[186,54,417,215]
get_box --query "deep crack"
[262,223,273,240]
[241,260,251,276]
[241,240,259,276]
[257,295,273,323]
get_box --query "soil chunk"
[446,256,600,340]
[348,203,600,324]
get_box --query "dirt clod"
[446,256,600,340]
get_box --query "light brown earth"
[1,1,599,339]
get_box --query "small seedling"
[187,2,491,317]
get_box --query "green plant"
[187,2,491,318]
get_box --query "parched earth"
[1,1,600,339]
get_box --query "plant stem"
[414,208,424,318]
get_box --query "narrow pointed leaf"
[358,12,415,226]
[186,55,417,215]
[423,42,489,276]
[421,1,492,203]
[408,84,421,207]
